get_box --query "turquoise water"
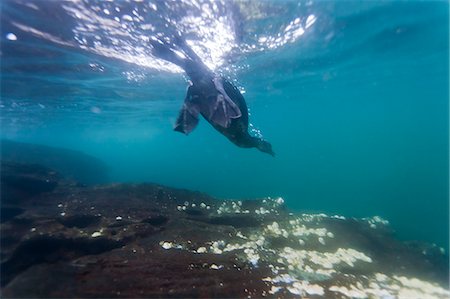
[1,0,448,250]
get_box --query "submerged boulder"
[1,139,109,185]
[0,163,448,298]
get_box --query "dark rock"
[1,161,60,204]
[141,215,169,226]
[1,139,109,185]
[1,235,124,286]
[1,207,25,223]
[1,161,63,226]
[205,215,262,228]
[58,215,101,228]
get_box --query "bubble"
[122,14,133,22]
[6,33,17,41]
[90,106,102,114]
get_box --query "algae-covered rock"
[0,162,448,298]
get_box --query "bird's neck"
[184,60,214,84]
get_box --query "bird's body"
[150,37,274,156]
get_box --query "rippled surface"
[4,0,319,70]
[2,0,446,130]
[1,1,449,249]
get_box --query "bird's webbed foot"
[174,87,200,134]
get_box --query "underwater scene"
[1,0,449,298]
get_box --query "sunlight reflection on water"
[9,0,317,74]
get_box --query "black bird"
[150,37,274,156]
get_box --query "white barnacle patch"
[287,281,324,296]
[236,231,248,239]
[91,231,102,238]
[264,221,290,238]
[275,197,284,205]
[159,241,186,250]
[265,221,281,235]
[394,275,449,295]
[255,236,265,246]
[364,215,389,229]
[216,200,247,214]
[299,213,328,222]
[160,241,173,250]
[244,248,260,266]
[151,208,447,299]
[196,247,207,254]
[273,247,373,284]
[329,285,367,298]
[210,240,225,254]
[264,222,292,238]
[252,197,287,216]
[372,216,389,225]
[327,273,450,299]
[269,286,282,294]
[209,264,223,270]
[255,207,270,215]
